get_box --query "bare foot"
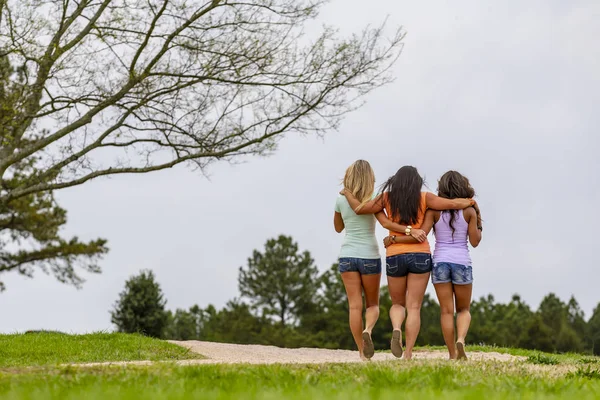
[362,331,375,359]
[456,341,467,360]
[390,329,403,358]
[359,351,369,362]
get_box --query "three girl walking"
[334,161,482,360]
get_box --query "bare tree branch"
[0,0,404,205]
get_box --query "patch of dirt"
[169,341,525,365]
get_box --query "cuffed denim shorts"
[386,253,432,277]
[338,258,382,275]
[432,262,473,285]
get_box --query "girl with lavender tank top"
[433,210,472,267]
[416,171,483,361]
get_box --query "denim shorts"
[432,262,473,285]
[338,258,382,275]
[386,253,432,277]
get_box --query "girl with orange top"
[342,166,473,360]
[384,171,482,360]
[334,160,425,360]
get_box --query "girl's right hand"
[410,229,427,243]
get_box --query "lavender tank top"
[433,210,471,266]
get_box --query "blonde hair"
[343,160,375,211]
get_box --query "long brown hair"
[381,166,423,225]
[343,160,375,211]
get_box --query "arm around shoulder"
[344,190,384,214]
[426,192,473,211]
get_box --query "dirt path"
[71,341,524,367]
[171,341,523,364]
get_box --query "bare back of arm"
[464,207,482,247]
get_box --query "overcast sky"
[1,0,599,333]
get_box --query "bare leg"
[434,282,457,359]
[361,273,381,334]
[341,272,365,358]
[404,272,430,360]
[387,276,407,358]
[454,283,473,360]
[360,273,381,359]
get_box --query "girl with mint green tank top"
[334,195,379,260]
[333,160,382,361]
[333,160,417,361]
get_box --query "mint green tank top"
[334,196,380,259]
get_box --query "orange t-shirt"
[385,192,431,257]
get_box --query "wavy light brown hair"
[343,160,375,211]
[437,170,476,236]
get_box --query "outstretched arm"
[426,192,474,210]
[342,190,385,214]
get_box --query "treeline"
[111,236,600,355]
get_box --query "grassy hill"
[0,332,199,367]
[0,333,599,399]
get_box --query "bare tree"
[0,0,404,288]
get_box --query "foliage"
[0,0,403,287]
[164,276,600,355]
[139,234,600,355]
[567,366,600,380]
[165,308,200,341]
[238,235,318,327]
[296,263,349,348]
[165,269,600,355]
[111,270,169,338]
[527,353,559,365]
[587,304,600,355]
[519,314,554,353]
[0,165,107,290]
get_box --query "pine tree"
[587,303,600,355]
[238,235,318,327]
[111,270,168,338]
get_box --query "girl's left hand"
[383,236,393,248]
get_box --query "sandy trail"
[70,341,524,367]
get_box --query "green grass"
[0,332,200,367]
[526,353,560,365]
[1,361,600,400]
[568,366,600,380]
[579,357,600,365]
[417,344,597,364]
[1,334,600,399]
